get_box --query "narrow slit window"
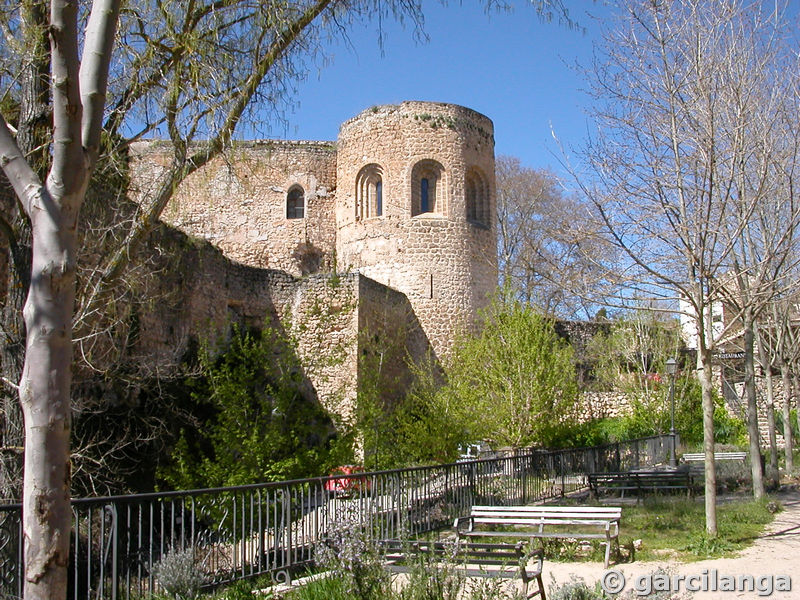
[376,180,383,216]
[287,186,305,219]
[466,168,489,227]
[411,159,445,216]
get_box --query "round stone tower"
[336,101,498,357]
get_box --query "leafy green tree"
[159,327,350,489]
[438,295,580,449]
[357,350,468,470]
[587,310,682,431]
[583,311,746,448]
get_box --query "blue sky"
[274,1,612,176]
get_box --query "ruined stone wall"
[336,102,498,359]
[129,140,338,277]
[281,273,360,422]
[124,232,427,425]
[578,391,634,420]
[117,227,296,375]
[357,275,435,405]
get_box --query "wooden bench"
[588,470,695,501]
[681,451,747,463]
[454,505,620,568]
[681,452,748,480]
[381,539,545,599]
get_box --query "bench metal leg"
[536,573,546,600]
[523,573,546,600]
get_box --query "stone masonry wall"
[129,141,338,277]
[282,273,360,422]
[126,102,499,365]
[578,391,635,421]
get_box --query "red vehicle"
[324,465,371,497]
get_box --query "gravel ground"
[544,487,800,599]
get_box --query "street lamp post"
[666,357,678,468]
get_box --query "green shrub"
[158,326,352,490]
[547,575,608,600]
[437,295,581,449]
[153,548,204,600]
[356,350,466,470]
[311,511,393,600]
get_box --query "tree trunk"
[743,313,765,498]
[781,363,794,473]
[765,392,778,483]
[698,346,717,536]
[755,323,779,482]
[19,189,79,599]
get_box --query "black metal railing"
[0,434,672,600]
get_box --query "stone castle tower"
[335,102,497,353]
[127,101,497,418]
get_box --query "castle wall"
[109,102,501,425]
[126,102,499,361]
[119,229,299,375]
[281,273,360,422]
[129,141,338,277]
[120,230,424,426]
[336,102,498,358]
[357,276,435,404]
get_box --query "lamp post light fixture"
[666,357,678,468]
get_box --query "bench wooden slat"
[682,451,746,462]
[464,530,609,540]
[468,515,620,525]
[472,505,621,513]
[473,507,620,513]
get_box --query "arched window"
[356,164,384,219]
[286,185,305,219]
[411,160,445,216]
[465,168,489,227]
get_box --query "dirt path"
[545,488,800,599]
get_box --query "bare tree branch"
[79,0,122,162]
